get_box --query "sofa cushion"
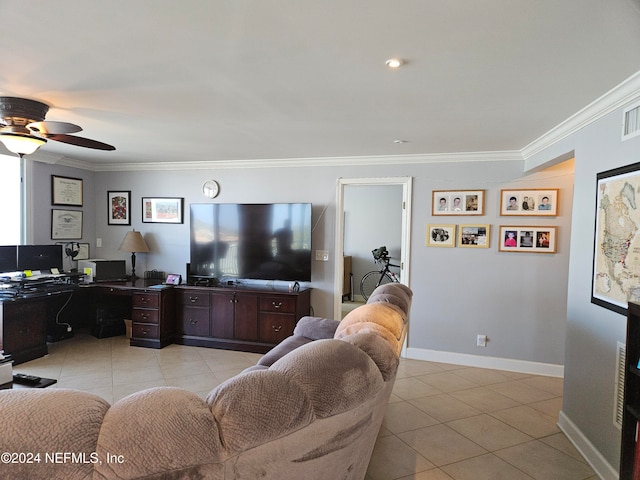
[96,387,223,479]
[336,303,404,340]
[339,332,400,381]
[0,389,109,480]
[257,335,313,367]
[207,369,315,454]
[366,293,410,320]
[293,315,340,340]
[370,283,413,300]
[270,339,385,419]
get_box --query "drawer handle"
[141,328,150,335]
[189,296,198,303]
[272,301,282,309]
[141,313,150,320]
[230,298,238,303]
[272,325,282,332]
[140,297,150,304]
[189,319,198,325]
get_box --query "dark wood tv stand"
[175,284,311,353]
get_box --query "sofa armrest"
[293,316,340,340]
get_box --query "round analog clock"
[202,180,220,199]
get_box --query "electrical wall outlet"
[476,334,487,347]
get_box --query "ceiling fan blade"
[27,120,82,135]
[46,133,115,151]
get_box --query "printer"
[78,259,127,282]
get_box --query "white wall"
[343,184,402,299]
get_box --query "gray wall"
[27,157,573,372]
[527,103,640,471]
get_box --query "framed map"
[592,162,640,314]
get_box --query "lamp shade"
[0,133,47,155]
[119,230,150,253]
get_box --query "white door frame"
[334,176,413,321]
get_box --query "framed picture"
[52,175,83,206]
[497,225,557,253]
[592,162,640,314]
[432,190,485,215]
[499,189,558,216]
[108,191,131,225]
[426,224,456,247]
[458,224,491,248]
[142,197,184,224]
[76,243,90,260]
[51,209,83,240]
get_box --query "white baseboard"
[558,411,618,480]
[404,347,564,377]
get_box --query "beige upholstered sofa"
[0,283,412,480]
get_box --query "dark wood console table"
[0,280,311,363]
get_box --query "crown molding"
[85,150,523,172]
[521,70,640,159]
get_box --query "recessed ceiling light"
[394,139,408,144]
[385,58,405,69]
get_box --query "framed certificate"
[52,175,83,207]
[51,209,83,240]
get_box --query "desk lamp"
[119,229,150,280]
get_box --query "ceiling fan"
[0,96,115,157]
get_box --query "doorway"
[333,177,412,320]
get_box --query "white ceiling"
[1,0,640,167]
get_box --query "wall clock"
[202,180,220,199]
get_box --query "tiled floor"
[13,332,598,480]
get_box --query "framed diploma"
[51,209,83,240]
[52,175,83,207]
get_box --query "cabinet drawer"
[132,308,159,324]
[259,313,296,344]
[259,296,296,314]
[133,293,160,309]
[178,308,210,336]
[178,291,210,307]
[132,323,159,339]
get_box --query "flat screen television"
[190,203,312,282]
[17,245,63,271]
[0,245,18,273]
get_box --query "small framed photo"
[108,191,131,225]
[76,243,90,260]
[498,225,557,253]
[499,189,558,216]
[458,224,490,248]
[52,175,83,206]
[51,209,83,240]
[142,197,184,224]
[426,224,457,247]
[165,273,182,285]
[432,190,485,216]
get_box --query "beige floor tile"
[448,367,514,386]
[442,453,536,480]
[382,401,440,434]
[450,386,520,412]
[113,380,167,402]
[490,405,560,438]
[495,440,595,480]
[487,380,557,404]
[417,372,479,392]
[112,366,165,386]
[397,424,487,467]
[164,372,221,394]
[446,414,532,451]
[540,433,589,464]
[529,396,563,417]
[519,375,564,396]
[409,394,481,423]
[396,360,447,378]
[366,435,435,480]
[396,469,455,480]
[392,377,443,400]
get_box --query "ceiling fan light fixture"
[0,133,47,156]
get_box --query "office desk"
[78,280,176,349]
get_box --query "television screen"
[190,203,312,282]
[17,245,63,271]
[0,245,18,273]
